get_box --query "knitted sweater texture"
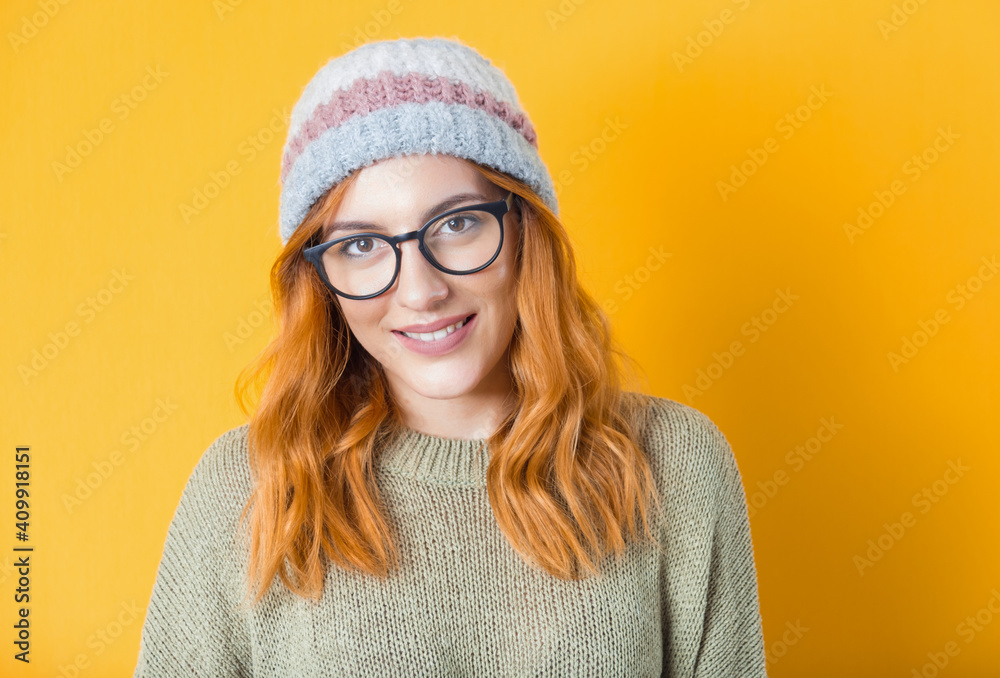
[132,395,768,677]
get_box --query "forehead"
[324,155,497,235]
[347,154,490,204]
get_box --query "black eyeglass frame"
[303,191,515,300]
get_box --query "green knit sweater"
[133,395,767,677]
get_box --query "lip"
[392,313,476,357]
[394,313,473,334]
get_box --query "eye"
[335,237,386,258]
[429,213,484,237]
[437,217,466,234]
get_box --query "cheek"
[339,302,402,366]
[479,268,519,327]
[490,236,519,287]
[338,302,386,340]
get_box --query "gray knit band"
[277,37,558,246]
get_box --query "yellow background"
[2,0,998,675]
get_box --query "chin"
[405,369,482,398]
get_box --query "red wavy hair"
[234,160,663,605]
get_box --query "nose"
[391,239,449,307]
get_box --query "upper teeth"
[401,317,468,342]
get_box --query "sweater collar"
[377,425,491,486]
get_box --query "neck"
[387,347,516,440]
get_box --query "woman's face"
[324,154,520,411]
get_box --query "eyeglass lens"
[321,208,502,297]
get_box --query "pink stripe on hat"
[281,70,538,182]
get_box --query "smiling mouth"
[393,314,476,342]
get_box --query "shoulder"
[629,393,740,509]
[186,423,254,495]
[170,423,255,543]
[637,393,732,462]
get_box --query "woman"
[134,37,767,677]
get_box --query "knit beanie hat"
[277,36,559,246]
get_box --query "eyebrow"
[324,192,492,238]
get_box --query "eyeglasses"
[304,191,514,300]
